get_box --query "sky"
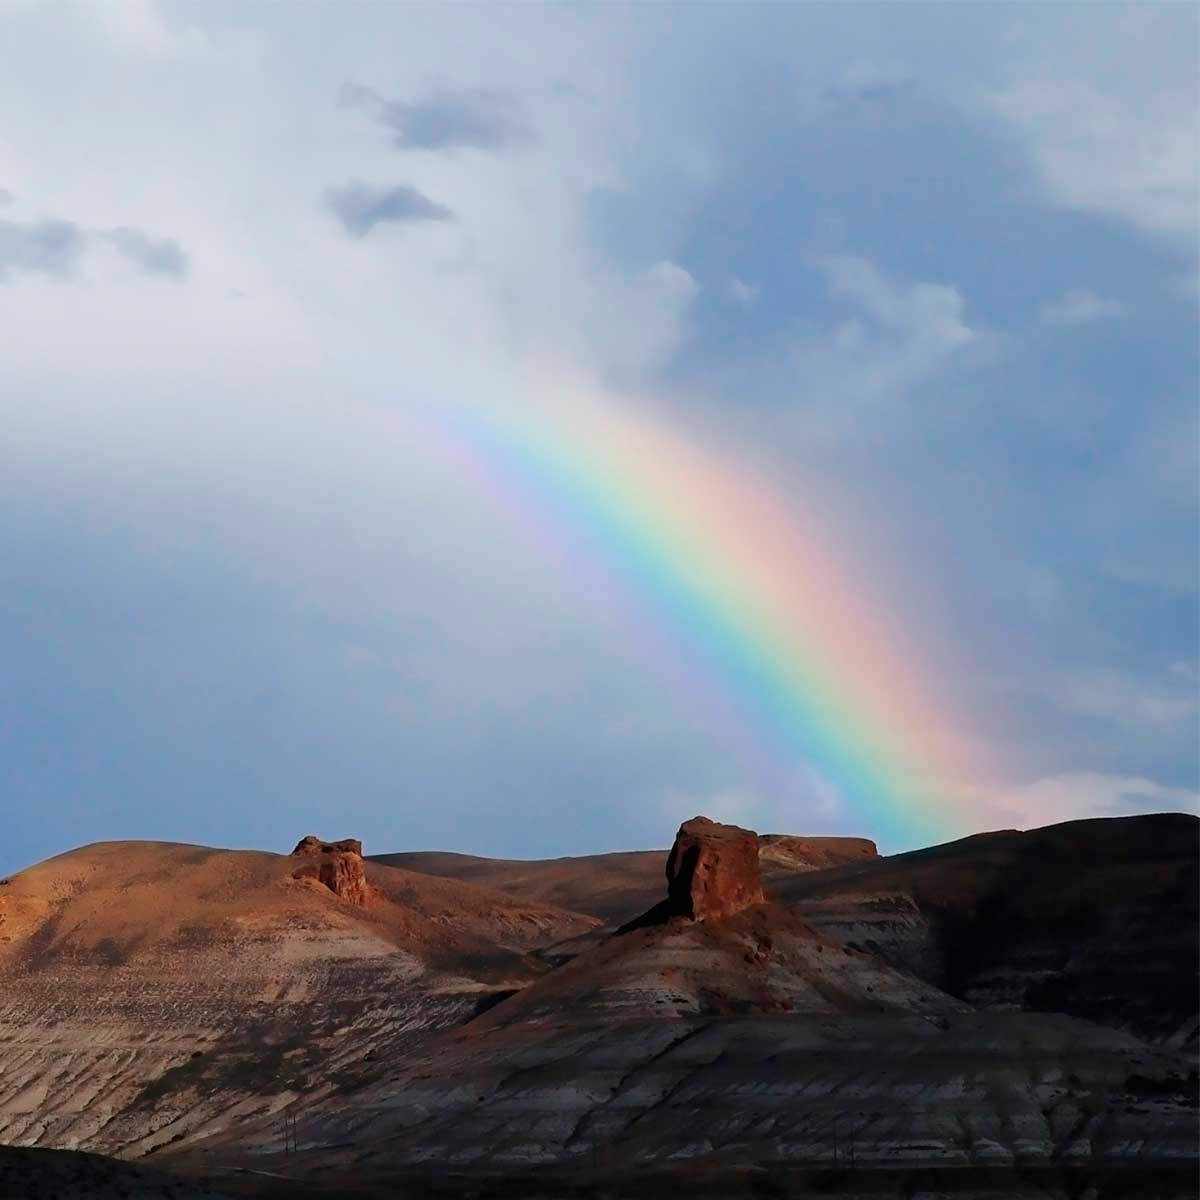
[0,0,1197,875]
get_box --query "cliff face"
[665,817,764,922]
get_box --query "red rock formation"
[757,834,878,873]
[665,816,764,922]
[291,836,369,906]
[292,836,363,857]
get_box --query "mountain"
[1,815,1196,1199]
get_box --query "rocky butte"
[290,834,370,906]
[665,815,764,921]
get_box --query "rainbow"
[428,379,984,850]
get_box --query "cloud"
[341,82,535,152]
[0,188,14,207]
[989,770,1199,829]
[644,259,697,304]
[1018,667,1198,730]
[0,216,189,283]
[324,181,453,237]
[814,58,915,112]
[727,278,759,307]
[746,256,981,432]
[816,255,975,354]
[990,77,1198,249]
[0,217,87,280]
[104,226,188,277]
[1038,287,1124,325]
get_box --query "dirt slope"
[0,840,597,1156]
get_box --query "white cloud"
[990,76,1197,249]
[727,278,759,307]
[1020,667,1198,730]
[988,770,1199,829]
[817,255,975,354]
[754,255,982,436]
[1038,287,1125,325]
[80,0,207,57]
[644,259,697,303]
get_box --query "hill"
[773,812,1199,1042]
[0,838,596,1156]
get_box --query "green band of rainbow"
[430,381,981,849]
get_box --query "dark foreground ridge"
[5,1146,1200,1200]
[0,813,1195,1199]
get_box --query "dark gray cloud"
[340,82,535,152]
[0,217,188,283]
[325,180,452,237]
[105,226,189,278]
[0,218,87,281]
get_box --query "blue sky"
[0,1,1196,875]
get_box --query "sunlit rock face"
[291,835,370,905]
[665,816,764,922]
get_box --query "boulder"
[665,816,764,922]
[290,836,369,906]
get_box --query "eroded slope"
[0,839,598,1156]
[773,813,1199,1042]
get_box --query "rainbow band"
[432,383,979,850]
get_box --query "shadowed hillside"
[773,812,1199,1042]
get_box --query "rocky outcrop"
[758,834,878,875]
[665,816,764,922]
[291,835,369,906]
[292,836,363,857]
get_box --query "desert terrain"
[0,815,1195,1198]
